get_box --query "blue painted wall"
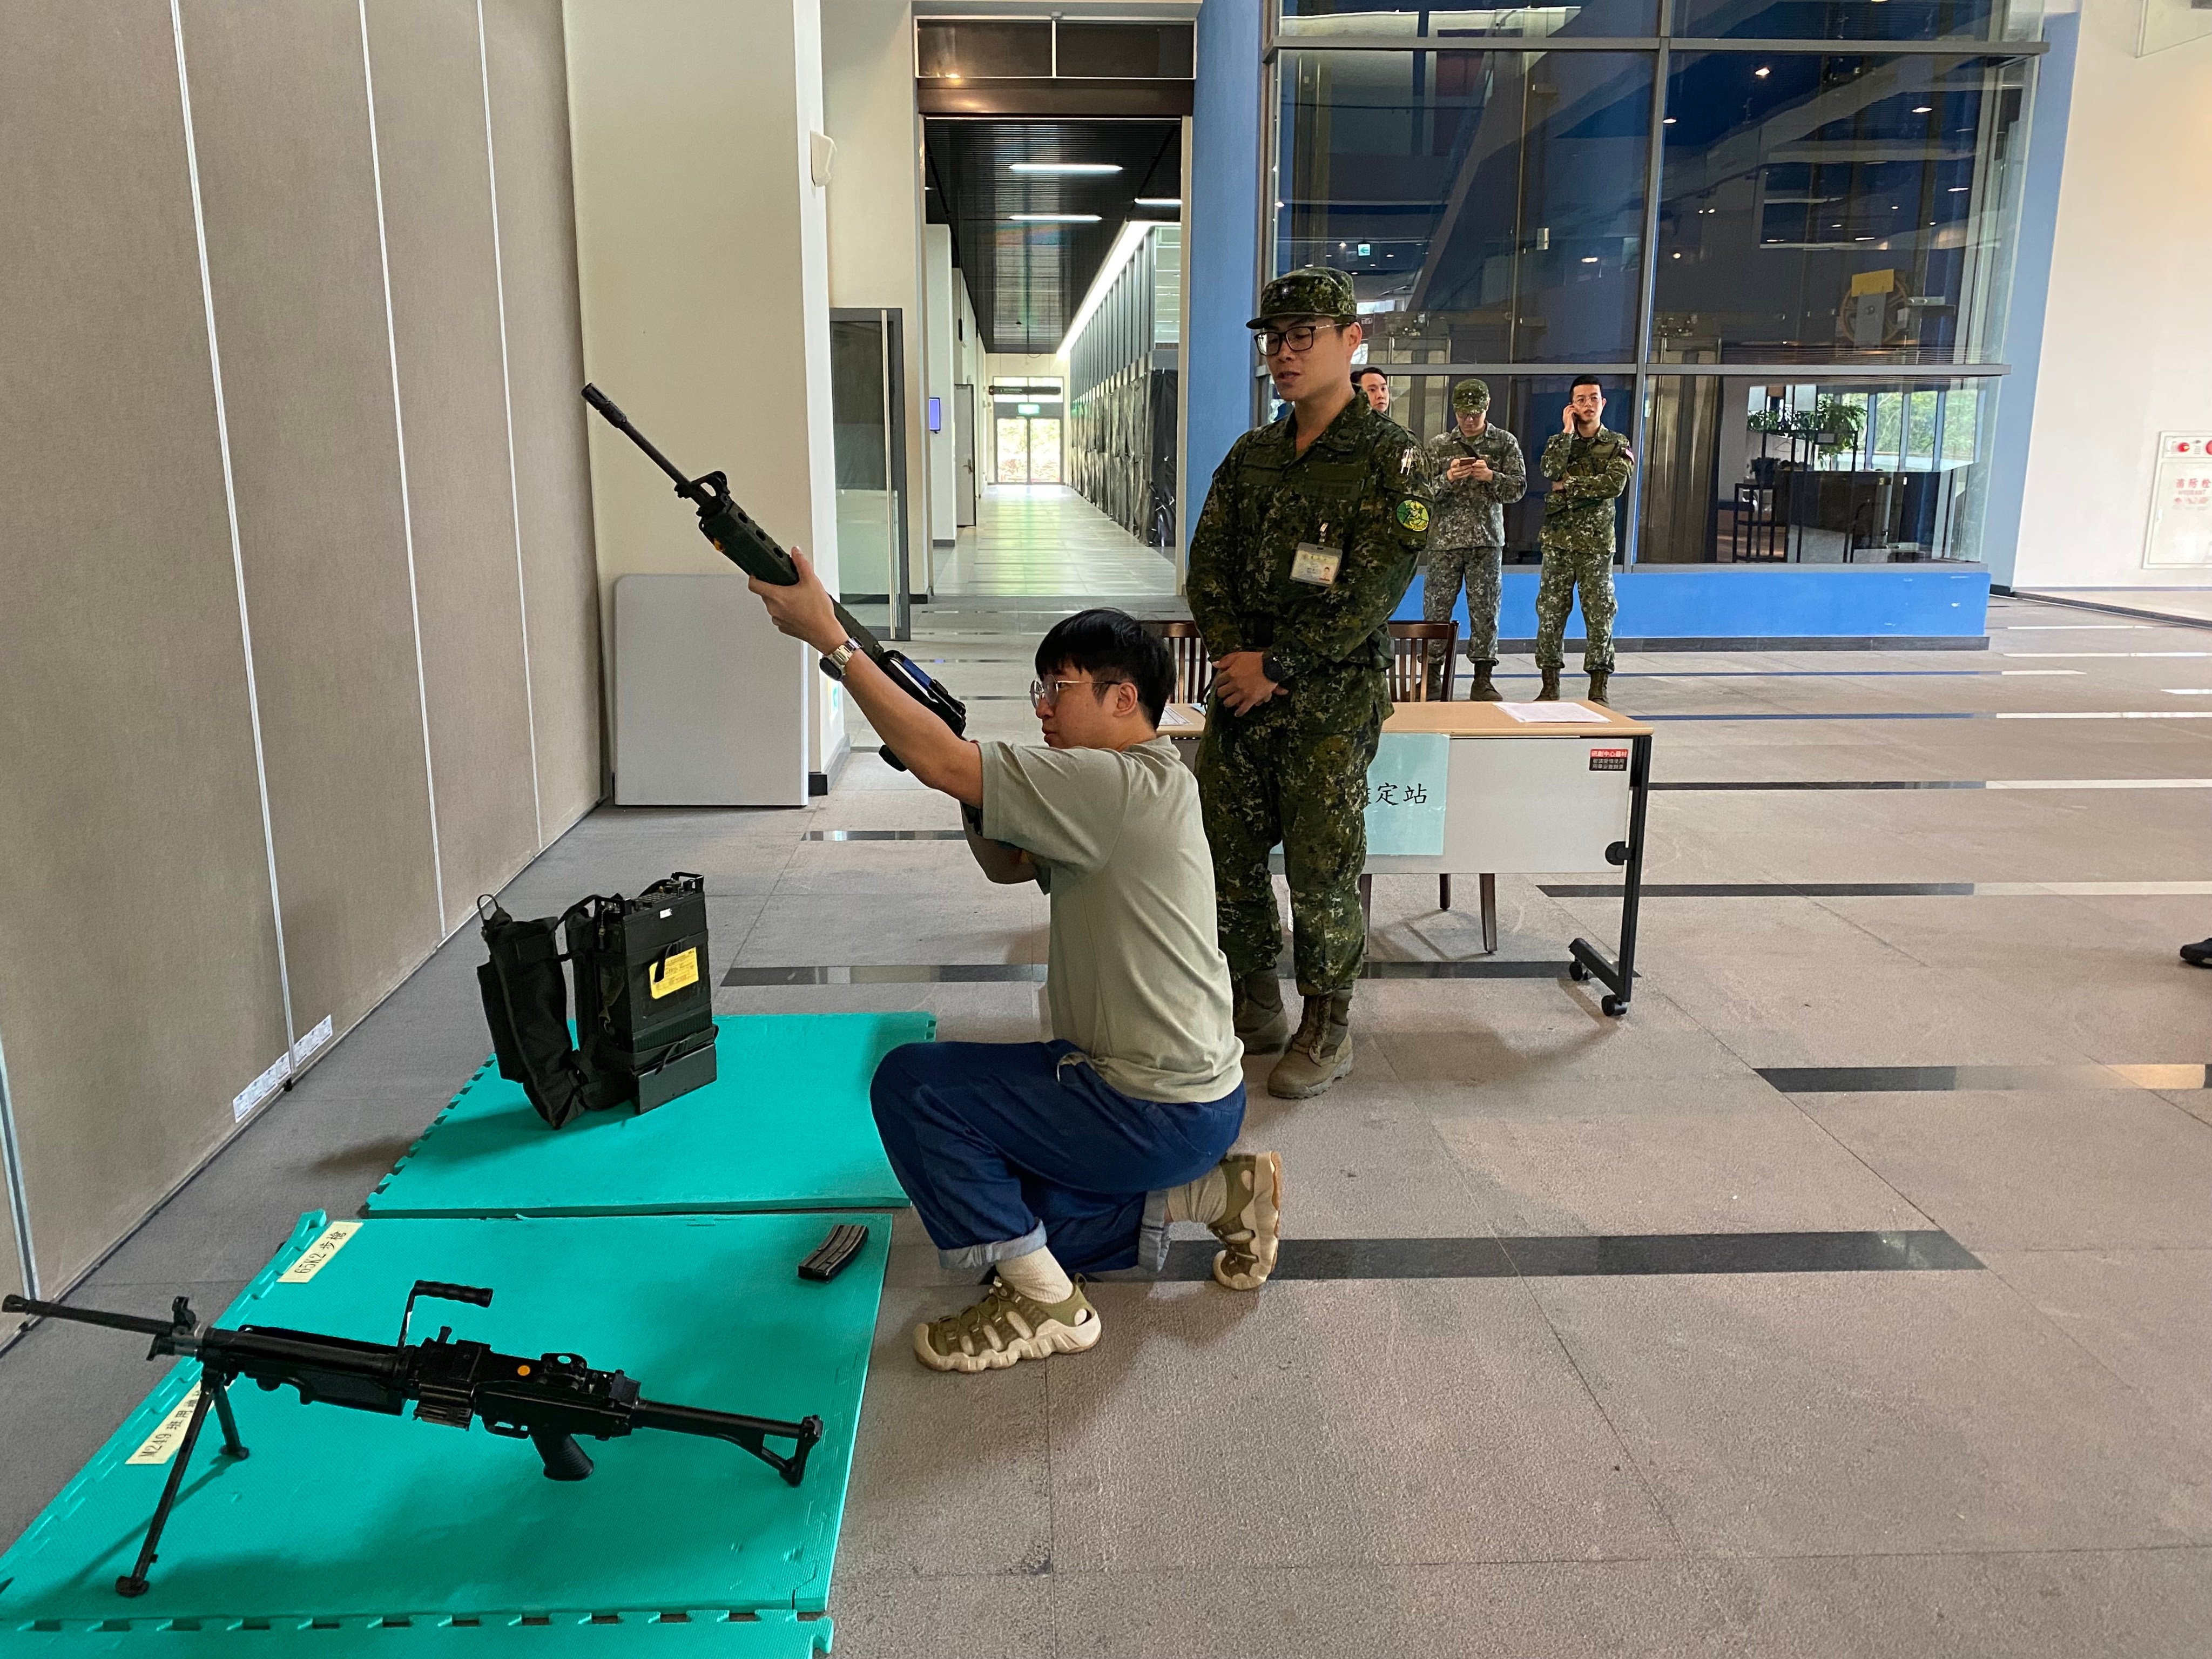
[1980,14,2077,591]
[1183,0,1262,547]
[1397,565,1993,641]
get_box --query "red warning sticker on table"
[1589,747,1629,771]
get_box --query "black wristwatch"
[1261,653,1291,685]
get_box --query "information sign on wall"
[2144,433,2212,569]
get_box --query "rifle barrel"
[580,385,693,493]
[2,1296,180,1338]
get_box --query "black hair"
[1351,365,1387,387]
[1570,375,1603,394]
[1035,609,1174,727]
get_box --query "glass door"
[828,308,911,637]
[995,416,1063,484]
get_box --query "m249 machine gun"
[579,383,966,773]
[2,1283,823,1599]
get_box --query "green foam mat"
[0,1211,888,1640]
[0,1614,824,1656]
[365,1014,929,1218]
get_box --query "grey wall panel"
[0,2,291,1287]
[364,0,544,915]
[180,0,444,1028]
[486,0,606,832]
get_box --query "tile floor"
[5,591,2212,1655]
[928,484,1178,600]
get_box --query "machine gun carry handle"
[397,1279,494,1347]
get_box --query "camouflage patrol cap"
[1452,378,1492,415]
[1247,266,1358,329]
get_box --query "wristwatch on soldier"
[820,638,861,680]
[1261,652,1291,685]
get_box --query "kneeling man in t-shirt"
[749,559,1280,1374]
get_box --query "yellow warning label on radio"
[651,948,699,999]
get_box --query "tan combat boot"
[1586,669,1611,706]
[1469,659,1502,702]
[1232,971,1292,1054]
[1267,992,1354,1099]
[1535,667,1561,701]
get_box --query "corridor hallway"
[931,483,1178,601]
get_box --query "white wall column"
[564,0,842,798]
[923,221,958,551]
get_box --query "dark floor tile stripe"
[1155,1229,1979,1281]
[1650,711,1979,722]
[724,959,1576,986]
[1761,1063,2209,1092]
[1654,780,1987,792]
[1542,881,1978,898]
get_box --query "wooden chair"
[1144,620,1212,705]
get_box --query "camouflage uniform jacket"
[1538,424,1633,555]
[1187,396,1432,735]
[1422,424,1526,549]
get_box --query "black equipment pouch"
[475,900,608,1129]
[563,873,718,1114]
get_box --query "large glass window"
[1653,53,2027,365]
[1670,0,2006,43]
[1277,49,1655,363]
[1331,370,1641,561]
[1278,0,1662,42]
[1637,375,1998,563]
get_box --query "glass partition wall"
[1265,5,2038,565]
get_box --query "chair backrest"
[1143,620,1212,704]
[1386,619,1458,703]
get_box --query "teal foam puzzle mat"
[0,1211,888,1638]
[364,1014,930,1218]
[0,1613,825,1656]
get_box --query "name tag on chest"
[1290,543,1343,586]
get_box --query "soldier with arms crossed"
[1420,377,1526,701]
[1186,267,1431,1100]
[1534,376,1633,705]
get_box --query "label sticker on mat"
[1589,747,1629,772]
[280,1220,361,1283]
[651,948,700,999]
[127,1387,201,1465]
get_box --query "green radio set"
[475,874,716,1129]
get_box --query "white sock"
[995,1245,1076,1306]
[1162,1167,1229,1227]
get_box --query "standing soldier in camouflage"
[1187,267,1431,1101]
[1420,379,1526,701]
[1534,376,1632,705]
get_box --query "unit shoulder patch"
[1397,498,1431,532]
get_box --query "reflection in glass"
[1276,50,1654,364]
[831,315,898,602]
[1638,376,1997,564]
[1337,372,1639,559]
[1653,53,2028,365]
[1670,0,2002,42]
[1277,0,1660,41]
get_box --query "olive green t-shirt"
[979,736,1242,1104]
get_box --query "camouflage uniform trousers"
[1196,713,1381,996]
[1421,542,1503,698]
[1533,544,1617,673]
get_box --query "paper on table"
[1159,705,1195,727]
[1498,702,1599,723]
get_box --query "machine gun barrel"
[5,1295,185,1340]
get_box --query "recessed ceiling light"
[1911,104,1932,114]
[1755,65,1770,77]
[1854,235,1873,241]
[1134,197,1181,207]
[1581,256,1599,264]
[1663,117,1677,125]
[1008,213,1101,223]
[1011,163,1122,175]
[1948,185,1969,192]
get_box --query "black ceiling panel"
[924,119,1181,354]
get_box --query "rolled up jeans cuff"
[1135,1189,1172,1273]
[938,1220,1048,1274]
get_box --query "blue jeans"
[870,1041,1246,1275]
